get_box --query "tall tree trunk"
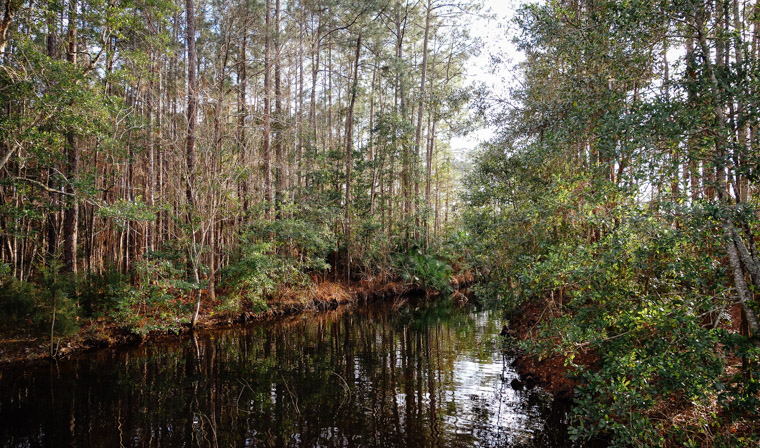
[238,21,249,216]
[263,0,273,219]
[694,5,760,342]
[186,0,201,328]
[185,0,197,208]
[425,115,436,247]
[415,0,432,238]
[63,0,78,274]
[147,53,156,253]
[732,0,748,202]
[274,0,284,216]
[297,10,305,194]
[344,35,361,282]
[394,3,410,245]
[369,60,378,216]
[63,133,79,274]
[308,13,321,194]
[45,13,58,260]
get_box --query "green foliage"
[220,243,276,313]
[0,268,39,330]
[351,219,394,277]
[78,270,129,317]
[37,263,80,337]
[97,197,157,229]
[0,262,79,337]
[247,217,334,273]
[220,218,336,312]
[717,331,760,417]
[471,183,751,445]
[113,256,194,333]
[465,0,760,443]
[393,249,453,294]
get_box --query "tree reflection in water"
[0,300,575,447]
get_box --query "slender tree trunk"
[369,61,378,216]
[308,13,321,193]
[297,11,305,194]
[274,0,284,216]
[185,0,197,208]
[415,0,432,238]
[186,0,200,328]
[732,0,748,202]
[147,53,156,253]
[344,35,361,282]
[425,115,435,247]
[263,0,273,219]
[434,152,440,238]
[238,15,249,216]
[396,13,409,241]
[63,148,79,274]
[45,14,58,260]
[327,39,333,150]
[63,0,78,274]
[694,6,760,342]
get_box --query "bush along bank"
[0,225,474,366]
[463,0,760,444]
[468,206,760,448]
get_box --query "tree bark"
[693,5,759,341]
[344,34,361,282]
[237,13,249,216]
[415,0,432,239]
[263,0,273,219]
[425,115,435,247]
[0,0,20,55]
[274,0,284,216]
[185,0,197,208]
[62,0,78,274]
[186,0,200,328]
[147,53,155,253]
[369,60,378,216]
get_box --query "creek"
[0,299,574,447]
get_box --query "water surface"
[0,300,572,447]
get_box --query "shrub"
[0,262,79,337]
[509,209,754,447]
[0,269,39,331]
[392,249,453,294]
[113,256,194,333]
[246,217,334,274]
[78,269,128,317]
[220,242,276,313]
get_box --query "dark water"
[0,300,574,447]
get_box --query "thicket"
[466,0,760,446]
[0,215,460,340]
[0,0,475,338]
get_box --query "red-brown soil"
[506,298,596,399]
[507,298,760,446]
[0,273,474,367]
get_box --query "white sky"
[450,0,526,157]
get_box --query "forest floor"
[0,271,475,367]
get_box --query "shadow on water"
[0,299,591,447]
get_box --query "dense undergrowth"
[0,217,461,343]
[463,0,760,445]
[468,186,759,446]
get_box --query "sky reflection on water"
[0,300,574,447]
